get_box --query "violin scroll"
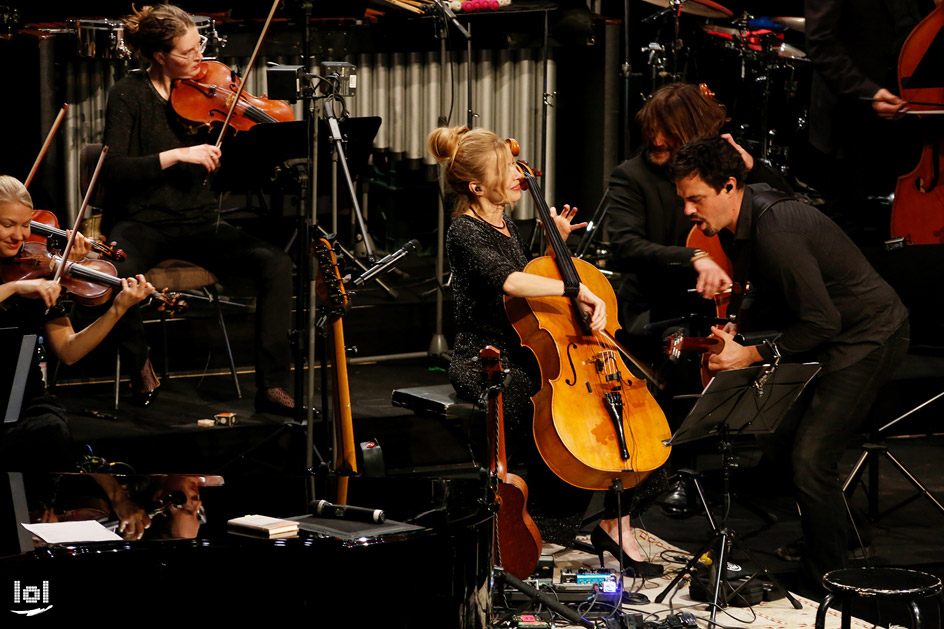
[151,290,188,318]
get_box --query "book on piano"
[227,515,299,539]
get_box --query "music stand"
[656,362,820,622]
[2,330,37,424]
[214,120,309,193]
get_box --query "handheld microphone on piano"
[349,239,420,287]
[149,490,187,518]
[310,500,385,524]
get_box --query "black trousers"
[110,218,293,389]
[759,321,910,587]
[2,394,73,472]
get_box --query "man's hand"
[693,256,732,299]
[872,88,907,120]
[706,325,762,371]
[721,133,754,171]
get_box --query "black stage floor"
[52,356,944,570]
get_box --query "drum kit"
[66,14,224,60]
[638,0,811,174]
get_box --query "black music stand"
[2,330,37,424]
[214,120,309,193]
[656,362,820,623]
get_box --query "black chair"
[77,144,242,408]
[815,567,944,629]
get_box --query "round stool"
[814,567,943,629]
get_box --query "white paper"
[22,521,123,544]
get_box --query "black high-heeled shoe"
[590,526,664,579]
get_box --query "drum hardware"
[641,41,676,94]
[698,14,808,172]
[640,0,733,20]
[0,4,19,34]
[637,0,734,91]
[66,15,223,61]
[197,15,227,58]
[770,16,805,32]
[68,18,132,59]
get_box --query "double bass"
[504,143,672,491]
[890,2,944,244]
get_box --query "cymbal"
[776,42,806,60]
[701,24,806,59]
[641,0,734,19]
[771,16,805,32]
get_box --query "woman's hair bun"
[426,126,469,164]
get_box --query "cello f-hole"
[565,342,579,386]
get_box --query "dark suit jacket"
[805,0,928,154]
[606,152,792,318]
[607,154,696,317]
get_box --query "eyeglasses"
[167,34,208,61]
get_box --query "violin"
[504,140,671,491]
[890,3,944,244]
[30,209,126,263]
[170,59,294,133]
[0,242,185,314]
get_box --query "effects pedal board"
[499,568,622,605]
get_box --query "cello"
[890,2,944,244]
[504,143,671,491]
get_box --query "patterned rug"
[543,529,877,629]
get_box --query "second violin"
[1,242,185,314]
[30,209,126,263]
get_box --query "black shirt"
[720,185,909,373]
[607,151,794,315]
[102,70,216,225]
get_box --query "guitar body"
[480,345,543,581]
[496,472,543,580]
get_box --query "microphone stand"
[428,0,475,359]
[323,95,375,265]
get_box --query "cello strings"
[590,329,641,472]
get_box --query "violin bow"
[51,146,108,286]
[24,103,69,189]
[212,0,282,149]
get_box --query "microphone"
[149,490,187,518]
[311,500,386,524]
[350,239,420,287]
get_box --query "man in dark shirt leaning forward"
[669,136,910,590]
